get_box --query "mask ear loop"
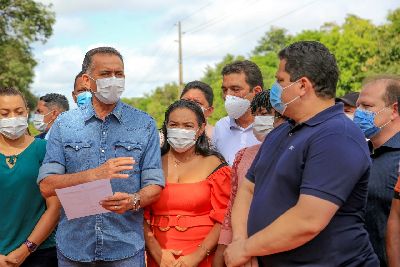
[375,107,392,129]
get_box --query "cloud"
[36,0,200,15]
[31,0,399,108]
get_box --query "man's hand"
[91,157,135,181]
[224,239,251,267]
[100,192,136,214]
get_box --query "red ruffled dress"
[145,164,231,267]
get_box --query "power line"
[179,1,215,22]
[185,0,261,34]
[184,0,322,60]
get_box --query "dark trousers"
[21,247,58,267]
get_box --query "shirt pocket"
[64,141,92,172]
[114,141,142,174]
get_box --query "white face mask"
[0,116,28,140]
[32,111,52,132]
[225,95,251,119]
[253,115,275,141]
[167,128,197,153]
[91,76,125,104]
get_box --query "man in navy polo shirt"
[224,41,378,267]
[357,76,400,267]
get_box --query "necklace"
[6,155,18,166]
[171,153,195,167]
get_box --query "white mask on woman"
[167,128,197,153]
[224,95,251,119]
[0,116,28,140]
[253,115,274,142]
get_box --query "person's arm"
[37,115,135,198]
[231,178,254,241]
[101,119,164,214]
[213,150,243,267]
[0,255,18,267]
[39,157,135,198]
[177,224,222,267]
[7,196,61,265]
[101,185,163,214]
[387,198,400,267]
[224,194,338,266]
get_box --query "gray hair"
[82,47,124,73]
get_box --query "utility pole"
[178,21,183,93]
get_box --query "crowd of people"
[0,40,399,267]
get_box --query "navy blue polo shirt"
[365,131,400,266]
[246,104,378,266]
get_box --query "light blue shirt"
[212,116,260,165]
[38,100,164,263]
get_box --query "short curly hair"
[40,93,69,112]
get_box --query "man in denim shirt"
[38,47,164,267]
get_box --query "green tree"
[124,8,400,122]
[0,0,55,109]
[123,83,179,127]
[252,26,291,55]
[372,8,400,74]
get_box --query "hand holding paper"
[56,179,113,220]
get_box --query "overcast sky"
[33,0,399,107]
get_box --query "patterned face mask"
[353,107,391,138]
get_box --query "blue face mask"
[353,107,390,138]
[269,80,300,114]
[76,91,92,107]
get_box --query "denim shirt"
[38,101,164,262]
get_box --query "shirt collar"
[288,103,343,132]
[83,100,124,123]
[229,117,253,131]
[381,131,400,149]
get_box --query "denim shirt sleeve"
[37,119,66,183]
[140,119,165,188]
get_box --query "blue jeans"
[57,250,145,267]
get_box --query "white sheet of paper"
[55,179,113,220]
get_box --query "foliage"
[0,0,55,109]
[122,83,180,128]
[111,8,400,126]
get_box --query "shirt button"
[75,146,79,150]
[103,132,106,135]
[101,149,105,153]
[289,133,293,136]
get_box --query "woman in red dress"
[144,100,231,267]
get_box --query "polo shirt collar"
[288,103,343,130]
[303,103,343,126]
[381,131,400,149]
[83,100,123,123]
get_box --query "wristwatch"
[24,240,38,253]
[129,193,141,212]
